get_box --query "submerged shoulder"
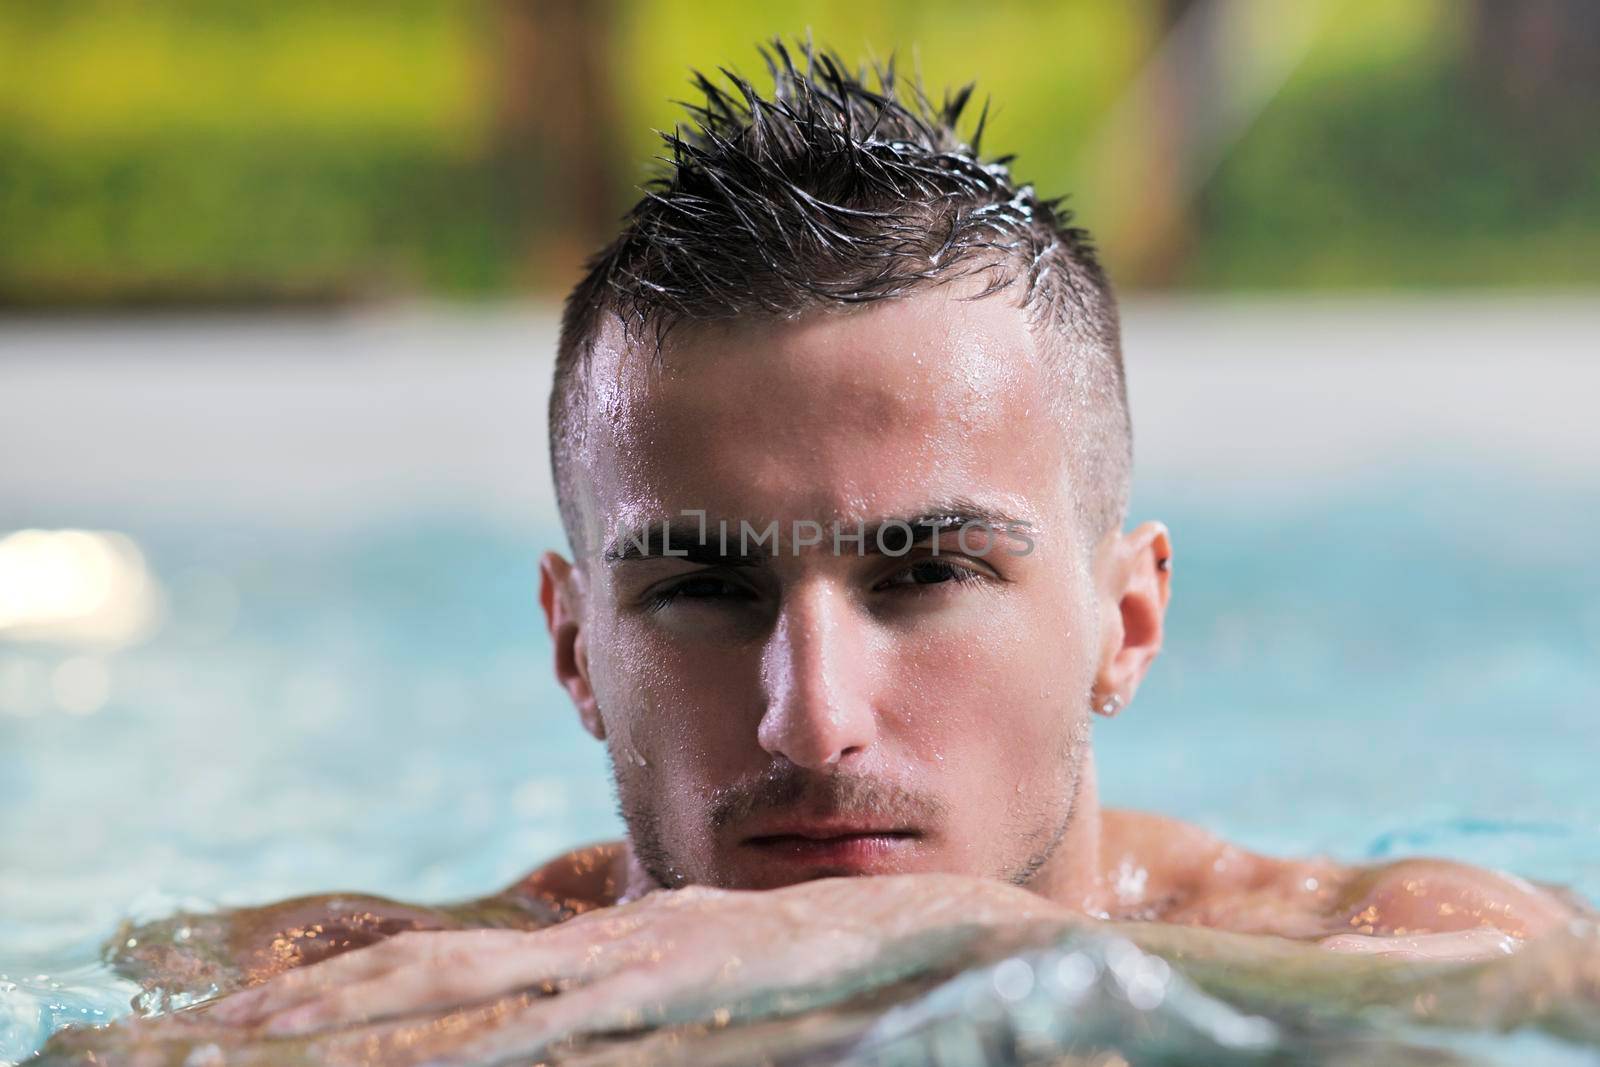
[1331,857,1583,939]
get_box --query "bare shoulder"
[1097,808,1334,936]
[1100,809,1585,941]
[1098,808,1322,901]
[503,840,630,918]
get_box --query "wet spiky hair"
[550,38,1130,552]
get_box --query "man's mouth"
[741,822,920,868]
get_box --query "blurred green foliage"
[1193,13,1600,289]
[0,0,1595,305]
[0,1,503,302]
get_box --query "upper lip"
[743,819,916,842]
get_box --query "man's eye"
[878,559,984,591]
[646,575,743,610]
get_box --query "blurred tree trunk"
[1122,0,1215,286]
[492,0,625,294]
[1098,0,1231,288]
[1468,0,1600,130]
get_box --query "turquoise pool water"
[4,463,1598,1064]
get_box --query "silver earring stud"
[1097,693,1124,716]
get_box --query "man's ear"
[539,551,605,741]
[1091,520,1173,715]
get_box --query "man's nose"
[756,582,877,770]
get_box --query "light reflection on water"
[0,529,162,653]
[2,467,1598,1064]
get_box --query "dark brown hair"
[550,38,1130,552]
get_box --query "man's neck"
[1022,748,1113,916]
[618,845,668,905]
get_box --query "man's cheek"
[593,641,700,738]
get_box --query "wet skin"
[196,278,1581,1037]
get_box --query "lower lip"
[743,832,917,868]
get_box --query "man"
[197,40,1581,1047]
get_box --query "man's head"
[539,41,1171,897]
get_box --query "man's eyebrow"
[602,500,1034,564]
[603,521,764,566]
[861,507,1031,552]
[877,496,1039,541]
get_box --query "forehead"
[574,282,1072,548]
